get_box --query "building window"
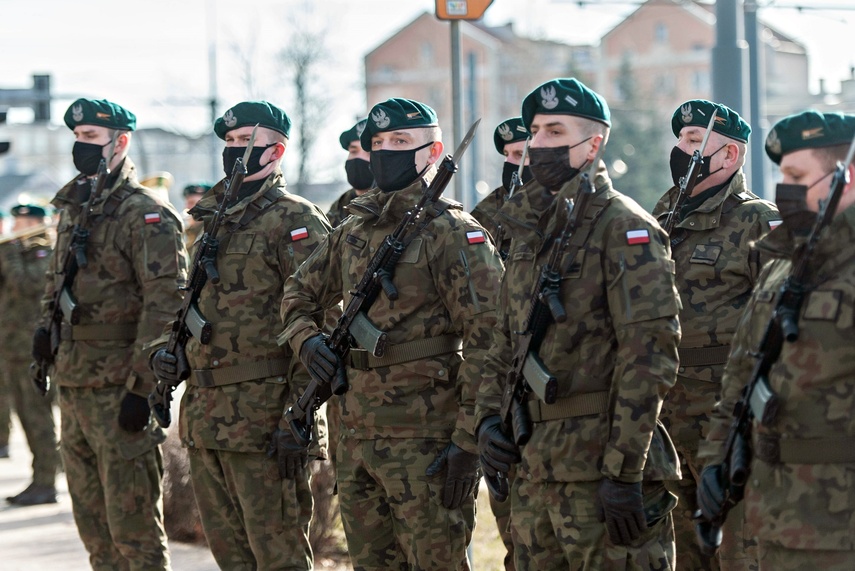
[655,22,668,44]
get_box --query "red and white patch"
[144,212,161,224]
[768,219,782,230]
[36,249,48,258]
[626,229,650,245]
[290,227,309,241]
[466,230,486,245]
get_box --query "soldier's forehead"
[73,124,110,136]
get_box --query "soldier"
[181,183,210,247]
[476,78,682,570]
[326,118,373,228]
[280,97,503,570]
[0,209,9,459]
[150,101,331,570]
[652,99,778,571]
[698,111,855,570]
[31,98,187,569]
[1,205,61,504]
[471,116,531,256]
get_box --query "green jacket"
[0,230,52,356]
[325,187,358,228]
[470,185,508,249]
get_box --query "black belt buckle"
[193,369,215,388]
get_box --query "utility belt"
[678,344,731,368]
[754,432,855,464]
[527,390,610,422]
[188,358,291,388]
[60,322,138,341]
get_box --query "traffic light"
[0,110,9,155]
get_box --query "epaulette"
[735,191,754,202]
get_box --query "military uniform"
[281,171,503,570]
[471,185,507,247]
[0,222,60,502]
[46,156,186,570]
[326,187,359,229]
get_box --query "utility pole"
[744,0,768,198]
[712,0,748,115]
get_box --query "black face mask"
[72,141,106,176]
[774,171,834,235]
[502,162,532,193]
[528,137,590,190]
[669,144,727,187]
[345,158,374,190]
[369,141,433,192]
[222,144,274,178]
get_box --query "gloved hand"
[118,393,151,432]
[425,443,480,509]
[697,464,728,522]
[29,361,50,396]
[477,415,521,480]
[299,334,345,388]
[150,347,190,385]
[267,427,309,480]
[596,478,647,546]
[32,326,53,364]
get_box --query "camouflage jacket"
[477,164,682,484]
[280,170,504,454]
[652,171,780,383]
[326,187,359,228]
[699,205,855,551]
[43,159,188,396]
[170,171,331,454]
[470,185,508,247]
[0,230,52,355]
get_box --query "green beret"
[214,101,291,140]
[11,204,47,218]
[361,98,438,151]
[521,78,610,130]
[64,98,136,131]
[182,183,212,197]
[765,110,855,165]
[340,118,368,150]
[671,99,750,143]
[493,117,529,154]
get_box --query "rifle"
[695,132,855,554]
[662,110,718,235]
[285,119,481,447]
[507,137,529,199]
[486,143,605,501]
[149,126,258,428]
[33,133,118,395]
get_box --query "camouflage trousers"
[488,465,516,571]
[59,386,170,571]
[757,542,855,570]
[2,356,60,485]
[510,478,676,571]
[187,446,314,570]
[337,436,475,571]
[0,363,10,446]
[661,377,758,571]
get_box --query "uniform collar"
[52,158,139,213]
[346,166,437,225]
[656,169,747,231]
[191,170,285,221]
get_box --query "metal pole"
[467,50,479,210]
[744,0,768,198]
[712,0,748,115]
[207,0,220,182]
[451,20,463,203]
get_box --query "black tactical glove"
[118,393,151,432]
[697,464,728,522]
[425,443,480,510]
[596,478,648,546]
[32,326,53,364]
[477,415,521,480]
[299,334,345,388]
[150,347,190,385]
[267,427,309,480]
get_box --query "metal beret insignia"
[498,123,513,141]
[371,109,391,129]
[72,104,84,123]
[681,103,693,124]
[766,129,782,156]
[223,109,237,128]
[541,85,559,110]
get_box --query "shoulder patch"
[345,234,366,249]
[768,219,782,230]
[144,212,161,224]
[466,229,486,245]
[626,229,650,245]
[290,227,309,241]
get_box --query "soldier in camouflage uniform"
[151,101,331,570]
[32,98,187,570]
[652,100,779,571]
[181,183,210,248]
[476,78,682,570]
[471,116,530,259]
[326,118,374,228]
[1,205,61,505]
[698,111,855,570]
[280,98,503,571]
[0,210,9,459]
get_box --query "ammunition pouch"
[347,334,462,371]
[754,432,855,465]
[526,390,610,422]
[60,322,138,341]
[184,303,213,345]
[188,358,291,388]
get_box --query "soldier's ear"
[427,140,444,165]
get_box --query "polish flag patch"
[466,230,486,244]
[626,229,650,245]
[768,219,782,230]
[290,227,309,241]
[144,212,161,224]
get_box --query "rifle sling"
[347,334,462,370]
[217,187,285,250]
[527,390,610,422]
[188,358,291,387]
[670,192,743,249]
[754,432,855,464]
[60,322,137,341]
[678,345,731,367]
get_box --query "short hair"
[575,116,610,146]
[812,143,852,172]
[420,126,442,145]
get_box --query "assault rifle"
[149,126,257,428]
[695,132,855,554]
[33,133,118,395]
[285,119,481,447]
[507,137,529,199]
[662,110,718,235]
[486,144,605,502]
